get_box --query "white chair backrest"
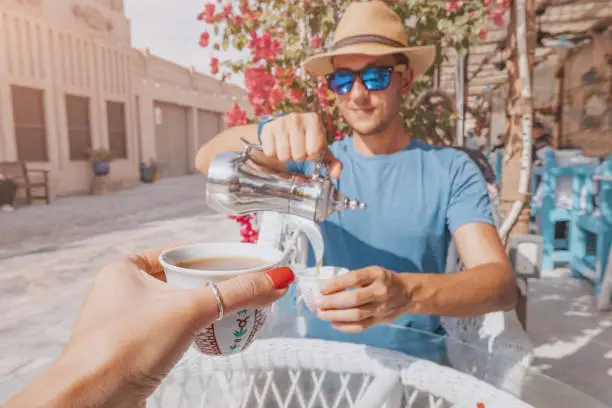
[440,157,534,396]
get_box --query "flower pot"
[93,160,111,176]
[140,164,157,183]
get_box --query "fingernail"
[266,267,295,289]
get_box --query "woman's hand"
[5,247,294,408]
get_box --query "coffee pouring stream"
[205,138,367,223]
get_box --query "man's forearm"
[195,123,259,174]
[401,263,517,317]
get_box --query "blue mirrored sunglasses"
[326,65,406,96]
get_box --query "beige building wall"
[0,0,247,197]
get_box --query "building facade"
[0,0,246,196]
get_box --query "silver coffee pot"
[206,139,367,222]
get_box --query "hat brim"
[302,43,437,79]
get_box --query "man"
[532,120,552,166]
[196,1,516,361]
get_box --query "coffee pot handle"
[311,151,330,181]
[241,137,330,181]
[240,137,263,158]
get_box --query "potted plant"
[87,148,115,176]
[140,158,159,183]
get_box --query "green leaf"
[437,19,452,30]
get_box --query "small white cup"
[294,266,349,312]
[159,243,284,356]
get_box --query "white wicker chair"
[148,338,531,408]
[440,177,534,397]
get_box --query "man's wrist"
[399,272,438,315]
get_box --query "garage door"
[154,102,189,178]
[197,109,222,148]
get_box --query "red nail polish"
[266,267,295,289]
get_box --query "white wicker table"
[148,322,608,408]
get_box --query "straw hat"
[302,1,436,79]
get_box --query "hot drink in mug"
[159,243,285,356]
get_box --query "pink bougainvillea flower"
[274,66,285,79]
[248,31,282,63]
[309,35,322,49]
[490,8,505,26]
[210,57,219,75]
[199,32,210,47]
[232,15,243,25]
[269,86,285,110]
[287,88,304,104]
[219,2,232,19]
[478,28,487,41]
[224,103,248,127]
[239,1,249,14]
[197,3,216,24]
[445,0,464,14]
[245,67,275,100]
[496,0,509,8]
[283,67,296,87]
[315,84,329,107]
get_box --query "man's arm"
[406,150,517,316]
[316,223,516,332]
[400,222,516,317]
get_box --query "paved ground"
[0,175,611,405]
[0,175,242,403]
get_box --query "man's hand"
[260,113,343,178]
[315,266,411,332]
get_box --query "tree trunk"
[455,53,469,146]
[553,59,566,149]
[500,0,537,330]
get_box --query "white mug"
[294,265,350,312]
[159,242,284,356]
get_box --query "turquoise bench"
[530,149,600,271]
[570,156,612,294]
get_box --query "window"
[106,101,127,159]
[66,95,91,161]
[11,85,48,162]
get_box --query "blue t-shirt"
[286,138,494,363]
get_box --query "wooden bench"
[0,161,50,205]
